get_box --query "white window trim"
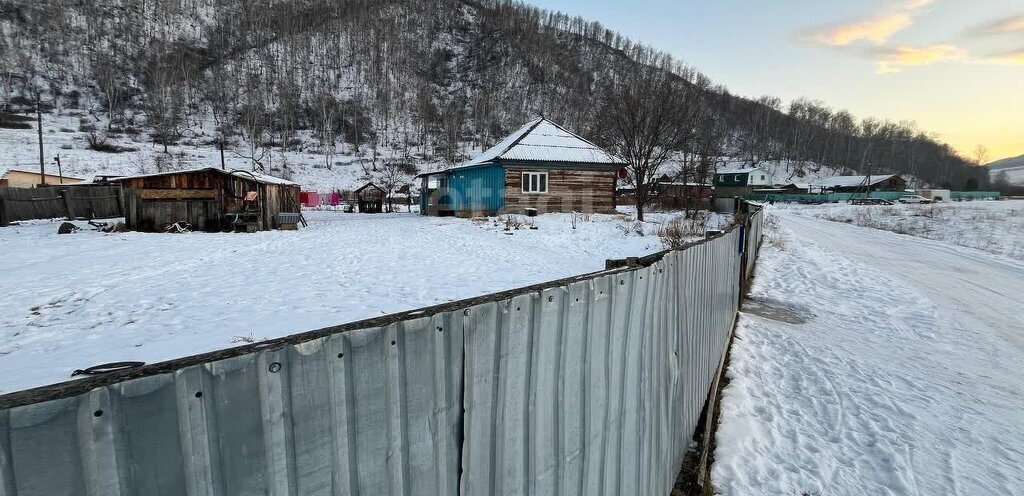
[521,172,549,194]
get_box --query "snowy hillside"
[987,154,1024,186]
[0,0,986,189]
[0,111,453,192]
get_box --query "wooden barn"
[106,168,301,232]
[417,118,625,216]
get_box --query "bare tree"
[376,161,418,212]
[972,145,989,166]
[93,57,128,129]
[313,93,337,170]
[203,65,239,169]
[142,61,186,154]
[593,65,695,221]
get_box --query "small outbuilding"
[0,169,85,188]
[417,118,625,216]
[106,168,300,232]
[653,174,712,209]
[355,182,386,213]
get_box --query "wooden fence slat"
[0,185,124,223]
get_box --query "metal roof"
[418,118,625,177]
[810,174,899,188]
[101,167,299,186]
[715,167,765,176]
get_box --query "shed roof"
[715,166,765,176]
[810,174,900,188]
[1,169,86,181]
[354,182,386,195]
[102,167,298,186]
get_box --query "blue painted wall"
[441,164,506,214]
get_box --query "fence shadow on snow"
[0,204,764,496]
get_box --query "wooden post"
[37,99,46,186]
[0,196,7,227]
[60,188,75,220]
[116,186,125,217]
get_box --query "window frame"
[521,171,549,194]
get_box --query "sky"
[533,0,1024,162]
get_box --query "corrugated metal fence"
[0,206,764,496]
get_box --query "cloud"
[902,0,937,9]
[978,48,1024,66]
[801,0,935,47]
[874,45,967,73]
[970,15,1024,36]
[805,13,915,46]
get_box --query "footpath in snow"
[712,209,1024,495]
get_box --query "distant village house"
[0,169,85,188]
[713,167,772,197]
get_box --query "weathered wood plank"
[139,189,218,200]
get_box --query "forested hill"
[0,0,986,188]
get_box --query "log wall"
[504,167,616,214]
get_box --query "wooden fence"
[0,185,123,226]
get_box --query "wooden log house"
[417,118,626,216]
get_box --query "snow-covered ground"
[0,209,727,392]
[712,209,1024,495]
[783,200,1024,261]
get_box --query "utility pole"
[37,95,46,186]
[866,161,871,199]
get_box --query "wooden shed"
[107,168,301,232]
[355,182,386,213]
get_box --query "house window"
[522,172,548,193]
[760,175,765,180]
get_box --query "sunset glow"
[536,0,1024,161]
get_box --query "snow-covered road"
[713,210,1024,495]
